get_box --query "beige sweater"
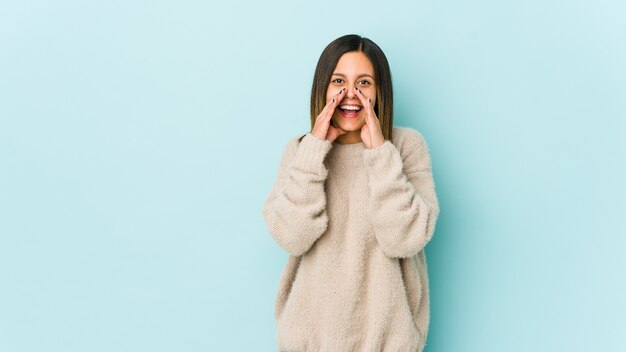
[262,126,440,352]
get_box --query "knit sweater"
[262,126,440,352]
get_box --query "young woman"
[262,34,440,352]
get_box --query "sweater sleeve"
[362,130,440,259]
[262,133,333,256]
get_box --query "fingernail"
[332,98,335,102]
[368,98,371,102]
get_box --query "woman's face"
[326,51,377,132]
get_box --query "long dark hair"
[308,34,394,141]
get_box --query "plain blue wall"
[1,1,624,351]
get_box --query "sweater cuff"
[292,133,333,171]
[362,140,402,177]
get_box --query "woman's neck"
[334,130,362,145]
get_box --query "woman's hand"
[354,87,385,149]
[311,88,348,142]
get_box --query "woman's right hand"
[311,88,348,142]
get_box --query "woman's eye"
[358,80,371,85]
[332,78,344,84]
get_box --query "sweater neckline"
[329,140,366,159]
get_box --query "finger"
[317,88,344,121]
[317,99,332,121]
[354,87,379,126]
[352,87,372,124]
[325,87,346,106]
[353,87,370,117]
[353,87,374,113]
[332,87,346,103]
[323,88,346,121]
[352,86,366,102]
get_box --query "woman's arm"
[363,129,440,258]
[262,133,333,256]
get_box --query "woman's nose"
[345,85,356,98]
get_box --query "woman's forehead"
[333,52,374,75]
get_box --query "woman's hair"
[309,34,394,141]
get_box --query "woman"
[262,34,440,352]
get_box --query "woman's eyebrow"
[332,72,375,80]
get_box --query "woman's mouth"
[338,104,362,119]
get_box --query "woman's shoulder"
[392,126,429,151]
[391,125,433,171]
[279,132,309,155]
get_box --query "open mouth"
[338,104,362,119]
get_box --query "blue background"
[1,1,624,351]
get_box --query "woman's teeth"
[339,105,362,111]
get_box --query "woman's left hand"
[354,87,385,149]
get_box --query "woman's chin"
[334,118,364,131]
